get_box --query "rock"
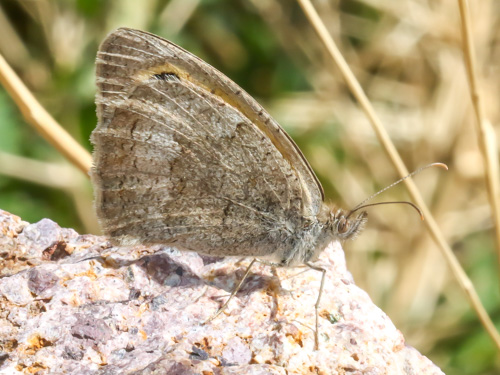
[0,210,444,374]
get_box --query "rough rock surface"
[0,210,444,374]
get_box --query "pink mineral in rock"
[0,210,445,374]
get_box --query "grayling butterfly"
[90,28,444,349]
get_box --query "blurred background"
[0,0,499,373]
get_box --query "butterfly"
[91,28,367,265]
[90,27,369,350]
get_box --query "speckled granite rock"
[0,210,444,374]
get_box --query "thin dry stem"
[296,0,500,351]
[457,0,500,278]
[160,0,200,35]
[0,53,92,175]
[0,151,80,189]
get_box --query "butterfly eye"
[337,217,349,234]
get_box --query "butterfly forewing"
[91,28,324,257]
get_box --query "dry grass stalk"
[0,53,92,175]
[457,0,500,275]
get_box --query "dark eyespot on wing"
[153,72,180,81]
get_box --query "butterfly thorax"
[276,205,367,267]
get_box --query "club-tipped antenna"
[348,162,448,218]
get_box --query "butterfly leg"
[204,258,257,323]
[305,262,326,351]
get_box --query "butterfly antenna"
[347,201,424,220]
[347,162,448,218]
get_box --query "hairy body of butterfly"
[91,28,367,267]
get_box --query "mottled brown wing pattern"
[91,28,324,257]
